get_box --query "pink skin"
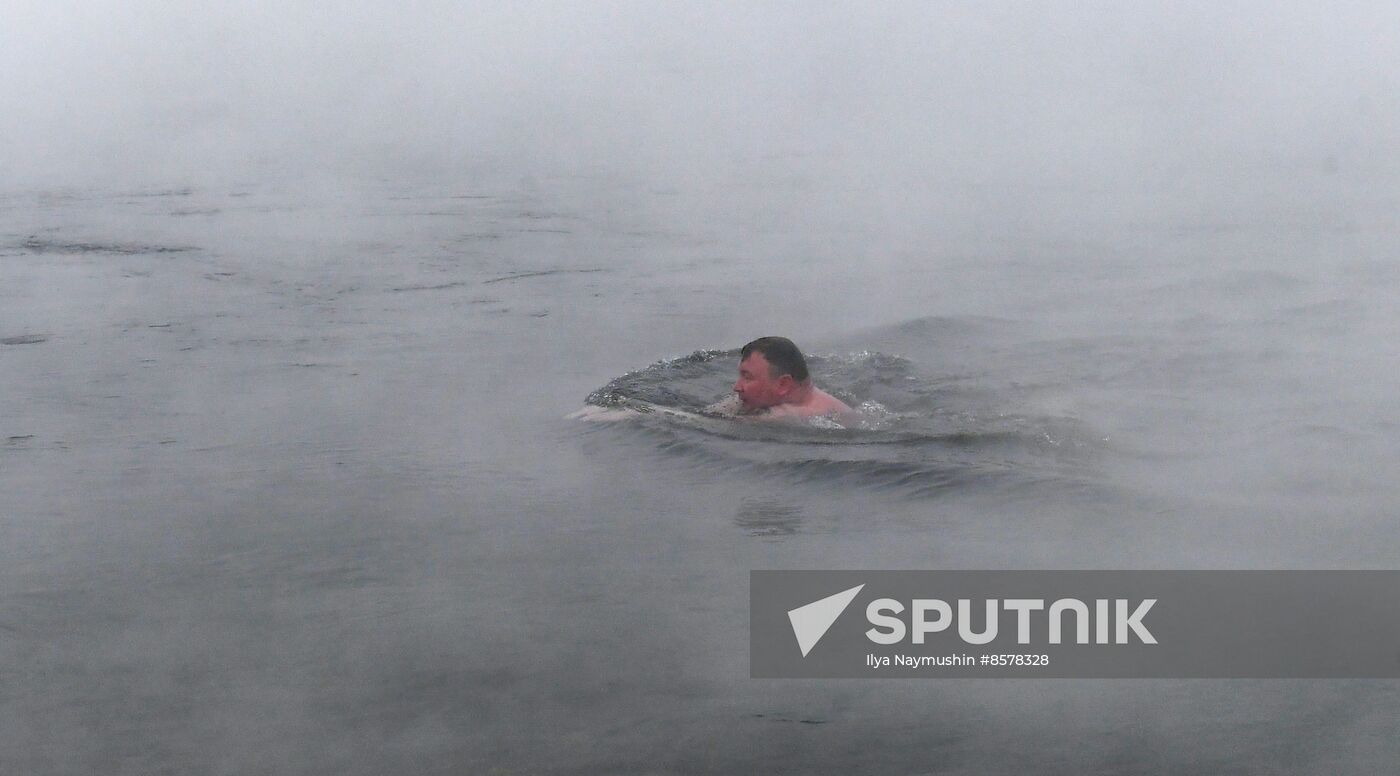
[734,352,853,418]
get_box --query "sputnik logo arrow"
[787,584,865,657]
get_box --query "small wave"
[1,334,47,345]
[21,237,195,255]
[482,268,606,285]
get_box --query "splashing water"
[576,348,1104,497]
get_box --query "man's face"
[734,352,793,410]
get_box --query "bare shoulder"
[766,388,853,419]
[812,388,853,414]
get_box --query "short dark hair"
[740,336,810,382]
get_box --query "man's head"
[734,336,810,410]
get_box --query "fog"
[4,4,1400,774]
[6,2,1398,192]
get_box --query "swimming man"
[731,336,852,419]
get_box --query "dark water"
[2,171,1399,773]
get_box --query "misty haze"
[3,3,1399,773]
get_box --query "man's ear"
[776,374,795,394]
